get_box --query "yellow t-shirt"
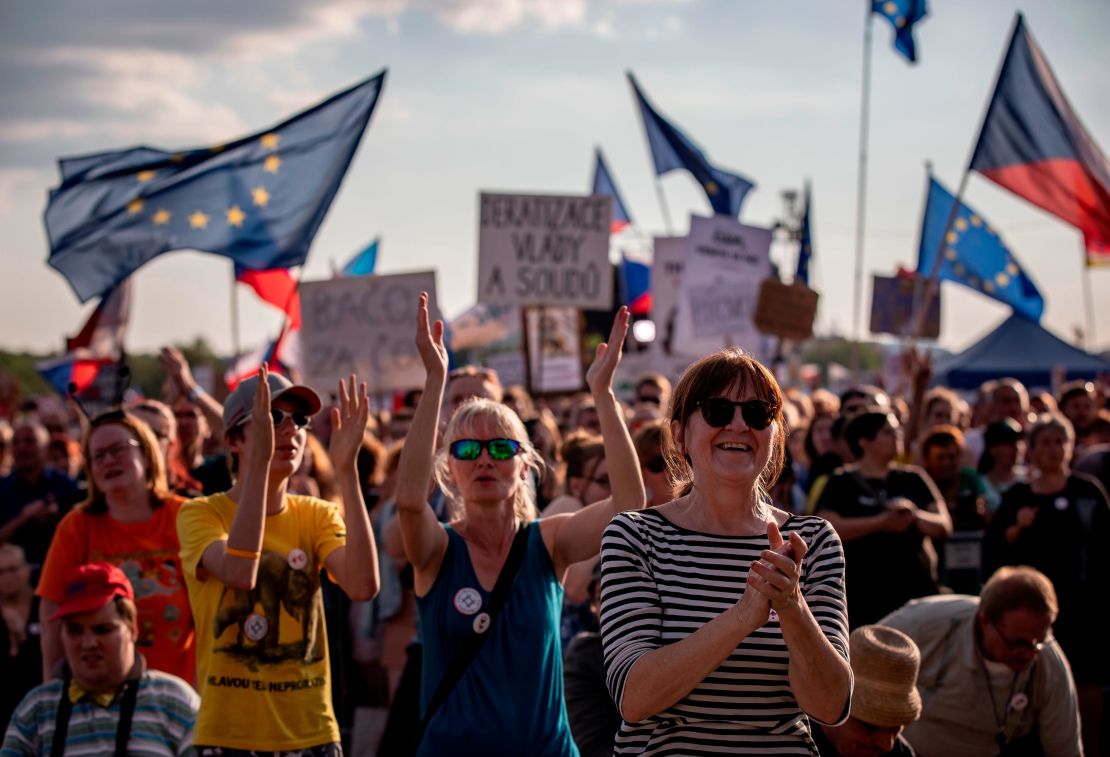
[177,492,346,751]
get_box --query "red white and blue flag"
[591,148,632,233]
[619,255,651,316]
[235,264,302,329]
[37,279,131,394]
[970,14,1110,267]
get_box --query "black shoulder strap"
[415,523,532,748]
[50,674,74,757]
[113,679,141,757]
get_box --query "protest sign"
[524,306,584,394]
[753,279,819,341]
[870,275,941,339]
[674,215,772,352]
[477,193,613,309]
[299,271,439,394]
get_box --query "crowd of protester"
[1,300,1108,755]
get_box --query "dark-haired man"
[2,562,198,755]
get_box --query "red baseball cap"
[51,563,135,621]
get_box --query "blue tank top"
[417,521,579,757]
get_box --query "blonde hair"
[81,411,170,514]
[434,398,542,522]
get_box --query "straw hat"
[849,625,922,728]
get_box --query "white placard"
[477,192,613,309]
[299,271,440,395]
[526,307,584,394]
[675,215,771,349]
[651,237,735,363]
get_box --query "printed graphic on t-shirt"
[212,549,325,670]
[90,547,188,648]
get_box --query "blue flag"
[627,72,754,218]
[916,177,1044,322]
[618,255,651,316]
[795,182,814,285]
[872,0,928,62]
[340,238,380,276]
[46,70,387,302]
[591,148,633,233]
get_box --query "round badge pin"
[287,548,308,570]
[1053,497,1068,511]
[1009,692,1029,712]
[244,613,269,642]
[768,609,780,623]
[472,612,492,634]
[453,587,483,616]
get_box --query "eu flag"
[917,177,1044,322]
[627,72,754,218]
[872,0,928,63]
[795,182,814,285]
[46,70,387,303]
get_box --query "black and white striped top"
[599,510,850,755]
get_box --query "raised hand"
[329,374,369,470]
[749,520,808,613]
[159,346,197,395]
[243,365,275,465]
[586,306,629,395]
[415,292,448,382]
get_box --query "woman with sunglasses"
[396,294,644,756]
[600,348,852,755]
[36,410,196,684]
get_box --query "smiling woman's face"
[679,384,776,490]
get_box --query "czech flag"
[235,264,302,329]
[619,255,651,316]
[970,14,1110,267]
[37,279,131,395]
[591,148,632,233]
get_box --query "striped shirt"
[599,510,850,755]
[1,671,199,756]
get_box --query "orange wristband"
[226,546,261,560]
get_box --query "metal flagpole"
[653,177,675,236]
[912,17,1018,340]
[230,264,242,360]
[1081,242,1097,349]
[850,3,875,376]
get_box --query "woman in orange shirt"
[37,410,195,684]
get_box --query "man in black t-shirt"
[816,410,952,628]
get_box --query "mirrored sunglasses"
[449,438,523,461]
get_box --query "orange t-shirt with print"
[37,495,196,684]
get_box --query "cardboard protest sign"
[477,193,613,309]
[524,306,584,394]
[675,215,772,353]
[299,271,440,394]
[753,279,819,341]
[870,275,941,339]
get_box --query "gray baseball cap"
[222,373,322,430]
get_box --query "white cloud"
[428,0,587,34]
[226,0,407,60]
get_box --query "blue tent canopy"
[932,314,1110,390]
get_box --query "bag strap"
[415,523,532,748]
[113,679,141,757]
[50,672,74,757]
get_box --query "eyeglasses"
[992,623,1049,654]
[90,439,141,465]
[644,456,667,474]
[696,398,777,431]
[449,438,523,461]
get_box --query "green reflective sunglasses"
[449,438,523,461]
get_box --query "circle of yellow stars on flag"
[943,211,1022,297]
[121,132,281,235]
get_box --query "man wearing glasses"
[177,369,379,756]
[880,566,1082,756]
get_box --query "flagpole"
[850,2,875,375]
[911,19,1019,340]
[652,177,675,235]
[270,265,307,372]
[1081,242,1097,349]
[230,266,241,360]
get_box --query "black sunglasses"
[449,438,523,461]
[696,398,777,431]
[238,409,312,431]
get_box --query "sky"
[2,0,1109,359]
